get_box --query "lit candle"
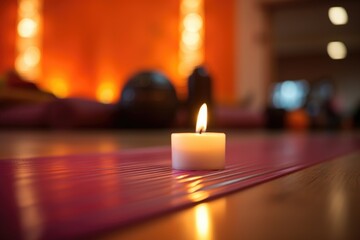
[171,103,226,170]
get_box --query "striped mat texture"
[0,134,359,239]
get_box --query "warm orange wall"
[41,0,180,100]
[0,0,17,74]
[0,0,237,103]
[204,0,236,104]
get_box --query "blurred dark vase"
[187,66,213,126]
[117,71,178,128]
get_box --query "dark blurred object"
[0,98,116,129]
[264,106,286,129]
[187,66,213,126]
[117,71,178,128]
[45,98,116,129]
[0,102,48,128]
[267,80,308,130]
[320,99,341,129]
[306,80,340,129]
[0,88,55,107]
[0,70,55,107]
[214,106,264,128]
[352,101,360,128]
[5,70,38,90]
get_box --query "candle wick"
[199,128,203,134]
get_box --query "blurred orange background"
[0,0,235,104]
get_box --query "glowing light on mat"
[327,41,347,60]
[179,0,204,79]
[16,0,43,82]
[328,7,348,25]
[15,162,43,240]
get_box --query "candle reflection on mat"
[15,161,43,240]
[195,204,212,240]
[193,198,227,240]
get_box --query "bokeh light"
[328,7,348,25]
[96,82,116,104]
[22,46,41,67]
[16,0,42,82]
[49,78,69,98]
[327,41,347,60]
[19,0,38,17]
[17,18,38,38]
[179,0,204,78]
[183,13,203,32]
[272,80,309,110]
[15,46,41,76]
[182,31,201,47]
[181,0,201,12]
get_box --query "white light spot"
[17,18,38,38]
[327,41,347,60]
[183,13,203,32]
[328,7,348,25]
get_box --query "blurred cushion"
[0,98,117,129]
[0,103,48,128]
[45,98,116,129]
[44,98,115,129]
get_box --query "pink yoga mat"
[0,134,359,239]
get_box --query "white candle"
[171,104,226,170]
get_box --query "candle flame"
[196,103,207,133]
